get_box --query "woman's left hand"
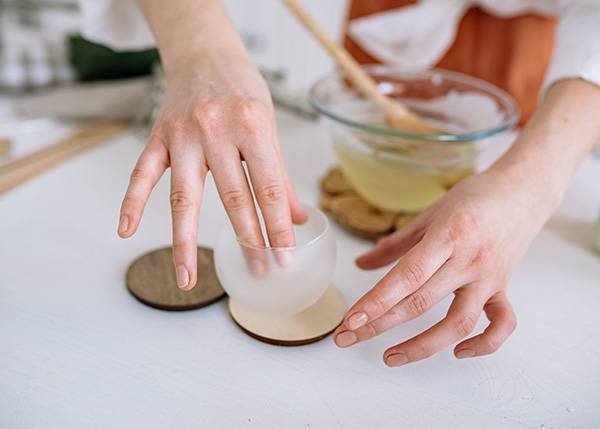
[333,167,556,366]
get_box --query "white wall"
[222,0,349,91]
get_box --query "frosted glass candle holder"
[214,205,336,316]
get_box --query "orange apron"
[344,1,557,124]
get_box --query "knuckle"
[236,98,270,124]
[448,207,478,241]
[414,342,435,359]
[399,261,426,287]
[221,188,248,211]
[364,322,379,338]
[236,99,272,141]
[130,167,148,182]
[192,102,225,140]
[404,290,432,316]
[469,242,496,269]
[371,295,389,315]
[268,226,293,245]
[386,304,403,319]
[121,194,141,209]
[194,102,223,128]
[256,183,286,205]
[482,336,501,353]
[171,241,192,263]
[455,313,478,338]
[169,190,194,213]
[506,314,518,333]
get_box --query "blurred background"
[1,0,598,247]
[0,0,347,127]
[0,0,354,173]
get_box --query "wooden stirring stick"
[281,0,440,134]
[0,137,11,156]
[0,120,129,195]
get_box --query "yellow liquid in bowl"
[334,141,473,213]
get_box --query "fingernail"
[386,353,409,367]
[335,331,357,348]
[455,348,476,359]
[175,265,189,289]
[346,312,368,330]
[248,259,267,277]
[118,215,129,234]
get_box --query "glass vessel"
[214,205,336,316]
[309,66,519,213]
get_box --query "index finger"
[342,233,453,331]
[169,146,206,291]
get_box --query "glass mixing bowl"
[214,205,336,316]
[309,66,519,213]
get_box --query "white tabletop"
[1,111,600,429]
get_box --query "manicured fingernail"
[175,265,189,289]
[455,348,476,359]
[248,259,267,277]
[335,331,357,348]
[346,312,368,330]
[118,215,129,234]
[386,353,409,367]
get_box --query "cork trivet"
[126,246,226,311]
[395,214,416,230]
[320,167,421,238]
[320,167,474,238]
[228,286,347,346]
[329,194,396,237]
[320,168,354,195]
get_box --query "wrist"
[138,0,248,78]
[486,78,600,220]
[161,45,249,81]
[485,158,564,223]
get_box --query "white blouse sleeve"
[543,0,600,91]
[78,0,156,51]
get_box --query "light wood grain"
[228,286,347,346]
[0,120,129,195]
[0,137,11,156]
[126,246,226,311]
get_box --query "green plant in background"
[68,35,159,81]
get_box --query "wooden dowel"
[282,0,410,118]
[0,120,129,195]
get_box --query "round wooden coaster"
[228,286,347,346]
[126,246,226,311]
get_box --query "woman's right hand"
[117,51,307,290]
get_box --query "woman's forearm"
[136,0,247,76]
[489,78,600,217]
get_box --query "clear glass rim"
[308,65,520,144]
[236,204,330,252]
